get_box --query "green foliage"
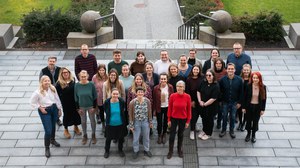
[22,6,81,42]
[231,11,284,42]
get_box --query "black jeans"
[190,105,201,131]
[157,107,168,135]
[105,137,124,152]
[246,104,261,132]
[169,118,186,146]
[202,107,215,136]
[98,105,105,122]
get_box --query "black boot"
[251,131,256,143]
[44,138,51,158]
[50,128,60,147]
[167,142,174,159]
[245,131,251,142]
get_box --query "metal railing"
[94,13,123,45]
[178,12,218,43]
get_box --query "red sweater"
[167,93,191,123]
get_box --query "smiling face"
[211,49,219,60]
[192,66,200,77]
[179,56,187,66]
[136,89,145,98]
[135,76,143,86]
[215,60,223,70]
[79,72,88,83]
[109,72,117,82]
[227,64,235,77]
[80,45,89,58]
[252,74,259,85]
[176,82,185,94]
[62,69,70,80]
[160,51,169,62]
[137,54,145,63]
[233,43,243,57]
[121,65,129,77]
[47,58,56,70]
[145,64,153,74]
[113,53,122,63]
[189,50,196,59]
[206,71,213,83]
[160,74,168,86]
[111,89,119,99]
[41,76,51,89]
[98,68,106,77]
[242,66,251,77]
[169,65,178,77]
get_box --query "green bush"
[231,11,284,42]
[22,6,81,42]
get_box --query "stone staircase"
[0,24,22,50]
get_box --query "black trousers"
[245,104,261,132]
[202,107,215,136]
[169,118,186,147]
[157,107,168,135]
[190,105,201,131]
[105,137,124,152]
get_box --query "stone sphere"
[210,10,232,33]
[80,10,102,33]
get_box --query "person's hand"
[39,107,47,114]
[185,123,189,128]
[149,123,153,128]
[236,103,241,109]
[191,101,195,108]
[242,109,246,113]
[199,101,205,107]
[167,121,171,128]
[260,111,264,116]
[77,109,84,115]
[130,127,134,133]
[58,109,62,117]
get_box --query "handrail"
[94,13,123,45]
[178,12,218,45]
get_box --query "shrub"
[22,6,81,42]
[231,11,284,42]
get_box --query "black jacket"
[243,84,267,111]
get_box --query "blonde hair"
[57,67,74,89]
[78,70,89,80]
[39,75,56,96]
[131,73,147,94]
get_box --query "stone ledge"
[289,23,300,49]
[0,24,14,50]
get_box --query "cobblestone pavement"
[0,49,300,167]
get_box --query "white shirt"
[154,60,172,75]
[30,88,62,110]
[160,85,169,107]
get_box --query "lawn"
[222,0,300,24]
[0,0,71,25]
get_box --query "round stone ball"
[80,10,102,33]
[210,10,232,33]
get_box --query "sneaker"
[198,131,205,139]
[190,131,195,140]
[201,134,210,140]
[144,150,152,157]
[219,130,226,137]
[229,130,236,139]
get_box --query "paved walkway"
[115,0,183,39]
[0,49,300,167]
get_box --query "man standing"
[107,50,128,75]
[227,42,252,75]
[154,50,172,75]
[39,56,62,126]
[187,48,202,68]
[219,63,243,139]
[75,44,97,81]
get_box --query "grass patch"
[0,0,71,25]
[222,0,300,24]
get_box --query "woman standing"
[167,80,191,159]
[30,75,62,158]
[186,65,204,140]
[103,88,128,158]
[213,58,227,81]
[103,69,126,102]
[130,51,148,76]
[92,64,108,132]
[56,67,81,139]
[153,73,174,144]
[202,49,220,73]
[178,55,192,79]
[237,64,251,131]
[74,70,97,145]
[168,63,185,92]
[197,70,220,140]
[243,72,267,143]
[129,87,153,159]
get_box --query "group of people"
[30,42,267,159]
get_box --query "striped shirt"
[74,54,97,81]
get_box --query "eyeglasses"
[233,48,241,50]
[206,74,212,77]
[62,71,69,74]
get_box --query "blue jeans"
[38,104,58,139]
[133,120,150,152]
[222,102,237,131]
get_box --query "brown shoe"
[64,129,71,139]
[74,125,82,135]
[82,134,88,145]
[92,133,97,144]
[157,134,162,144]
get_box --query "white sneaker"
[201,134,210,140]
[190,131,195,140]
[198,131,205,139]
